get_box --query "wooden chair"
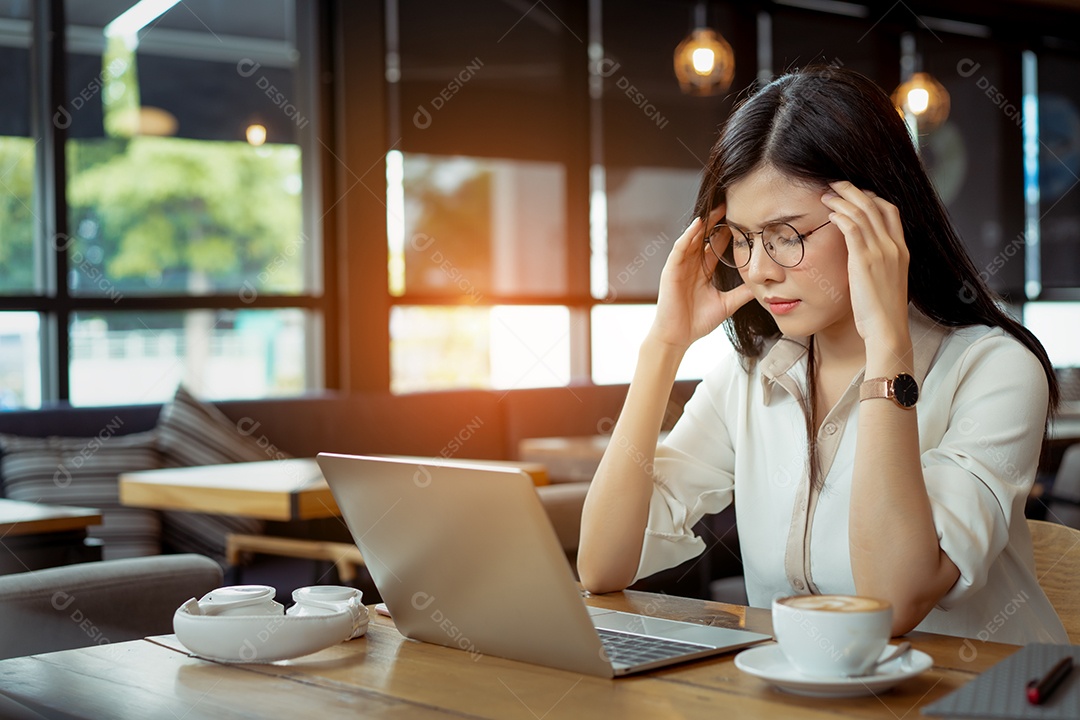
[1027,518,1080,643]
[1043,443,1080,528]
[226,533,367,584]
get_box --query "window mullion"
[30,0,70,402]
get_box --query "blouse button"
[823,423,837,435]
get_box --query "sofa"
[0,554,222,661]
[0,381,742,603]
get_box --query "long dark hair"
[694,65,1059,486]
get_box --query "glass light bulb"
[246,124,267,146]
[691,47,716,75]
[907,88,930,115]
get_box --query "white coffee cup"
[771,594,893,678]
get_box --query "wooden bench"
[225,533,367,583]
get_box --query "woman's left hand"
[821,180,910,351]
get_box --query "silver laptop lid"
[317,453,613,677]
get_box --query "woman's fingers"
[670,217,703,254]
[823,181,903,256]
[722,282,755,315]
[872,196,906,256]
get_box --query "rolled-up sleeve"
[634,363,738,582]
[921,332,1049,609]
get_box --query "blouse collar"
[758,305,950,404]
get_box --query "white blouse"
[635,308,1069,645]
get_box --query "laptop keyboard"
[596,627,710,666]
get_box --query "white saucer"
[734,642,933,698]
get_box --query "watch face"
[892,374,919,408]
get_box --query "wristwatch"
[859,373,919,409]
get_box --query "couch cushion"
[0,431,163,560]
[155,385,284,564]
[0,554,222,660]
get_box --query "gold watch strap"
[859,377,891,402]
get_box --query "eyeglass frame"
[705,219,832,269]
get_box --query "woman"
[578,65,1067,644]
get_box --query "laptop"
[316,452,770,677]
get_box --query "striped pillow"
[0,431,163,560]
[155,385,286,564]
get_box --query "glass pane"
[390,153,567,297]
[0,6,36,295]
[601,168,694,299]
[69,309,316,406]
[0,312,42,409]
[914,31,1023,298]
[1039,52,1080,289]
[596,3,750,301]
[390,305,570,393]
[769,8,900,85]
[395,0,580,162]
[591,304,733,385]
[1023,301,1080,368]
[64,0,314,297]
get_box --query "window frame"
[0,0,337,406]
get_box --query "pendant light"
[892,34,950,134]
[673,3,735,96]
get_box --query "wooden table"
[119,458,338,521]
[120,457,550,522]
[0,499,103,574]
[519,433,668,484]
[0,590,1018,719]
[519,435,610,483]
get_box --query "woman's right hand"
[648,214,755,351]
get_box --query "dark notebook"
[922,644,1080,719]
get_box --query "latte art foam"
[777,594,889,613]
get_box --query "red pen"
[1027,656,1073,705]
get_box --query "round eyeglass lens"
[761,222,805,268]
[707,224,745,268]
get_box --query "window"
[0,4,40,407]
[386,0,585,392]
[912,26,1025,299]
[1037,50,1080,292]
[590,2,752,384]
[385,0,757,392]
[1024,302,1080,368]
[0,0,325,408]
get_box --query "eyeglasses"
[705,219,831,269]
